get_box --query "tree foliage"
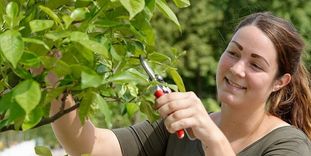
[0,0,190,132]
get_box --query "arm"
[155,92,235,156]
[50,94,122,156]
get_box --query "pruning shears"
[139,55,195,141]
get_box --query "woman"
[51,12,311,156]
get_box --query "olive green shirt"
[112,120,311,156]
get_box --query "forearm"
[50,95,96,155]
[202,134,236,156]
[201,127,236,156]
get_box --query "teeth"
[226,78,246,89]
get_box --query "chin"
[217,92,242,108]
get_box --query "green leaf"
[0,92,13,113]
[45,31,71,41]
[79,90,111,125]
[23,38,50,50]
[80,40,109,59]
[127,83,138,97]
[130,13,155,45]
[13,79,41,114]
[52,60,71,77]
[20,51,41,67]
[69,31,89,42]
[29,20,54,33]
[94,93,112,128]
[35,146,52,156]
[173,0,190,8]
[43,87,66,106]
[69,32,109,59]
[81,70,105,89]
[38,5,63,29]
[70,8,88,21]
[0,30,24,68]
[167,67,185,92]
[156,0,180,29]
[126,102,139,118]
[7,102,25,128]
[62,15,73,29]
[107,69,148,84]
[148,52,171,62]
[22,105,43,130]
[120,0,145,20]
[0,1,6,22]
[6,2,19,19]
[140,99,159,122]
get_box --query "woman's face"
[216,25,279,110]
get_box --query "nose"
[229,60,246,78]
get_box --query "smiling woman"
[51,12,311,156]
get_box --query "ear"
[273,73,291,92]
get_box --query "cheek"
[247,74,274,95]
[217,54,234,78]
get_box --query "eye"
[251,63,263,71]
[227,50,239,58]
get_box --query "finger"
[165,108,194,124]
[157,98,192,118]
[155,92,194,109]
[165,117,197,134]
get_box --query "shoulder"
[265,126,308,141]
[239,126,311,156]
[262,126,311,155]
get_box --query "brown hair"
[235,12,311,139]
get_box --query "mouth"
[225,77,247,90]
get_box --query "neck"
[218,103,267,142]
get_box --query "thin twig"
[0,102,80,132]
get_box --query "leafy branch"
[0,0,189,132]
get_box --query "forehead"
[230,25,277,64]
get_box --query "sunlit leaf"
[38,5,63,28]
[79,90,94,124]
[0,30,24,68]
[155,0,180,29]
[20,51,41,67]
[148,52,171,62]
[6,2,19,19]
[81,70,105,89]
[22,105,43,130]
[29,20,54,33]
[173,0,190,8]
[23,38,50,50]
[35,146,52,156]
[167,67,185,92]
[13,79,41,114]
[126,102,139,118]
[120,0,145,20]
[69,32,109,59]
[93,93,112,128]
[107,69,148,84]
[45,31,71,41]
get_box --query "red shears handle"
[154,89,185,139]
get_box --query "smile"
[225,77,247,90]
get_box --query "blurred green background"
[1,0,310,152]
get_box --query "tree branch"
[0,102,80,132]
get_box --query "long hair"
[235,12,311,139]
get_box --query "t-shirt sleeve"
[263,127,311,156]
[112,120,169,156]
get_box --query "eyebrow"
[231,40,270,67]
[231,40,243,50]
[251,53,270,67]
